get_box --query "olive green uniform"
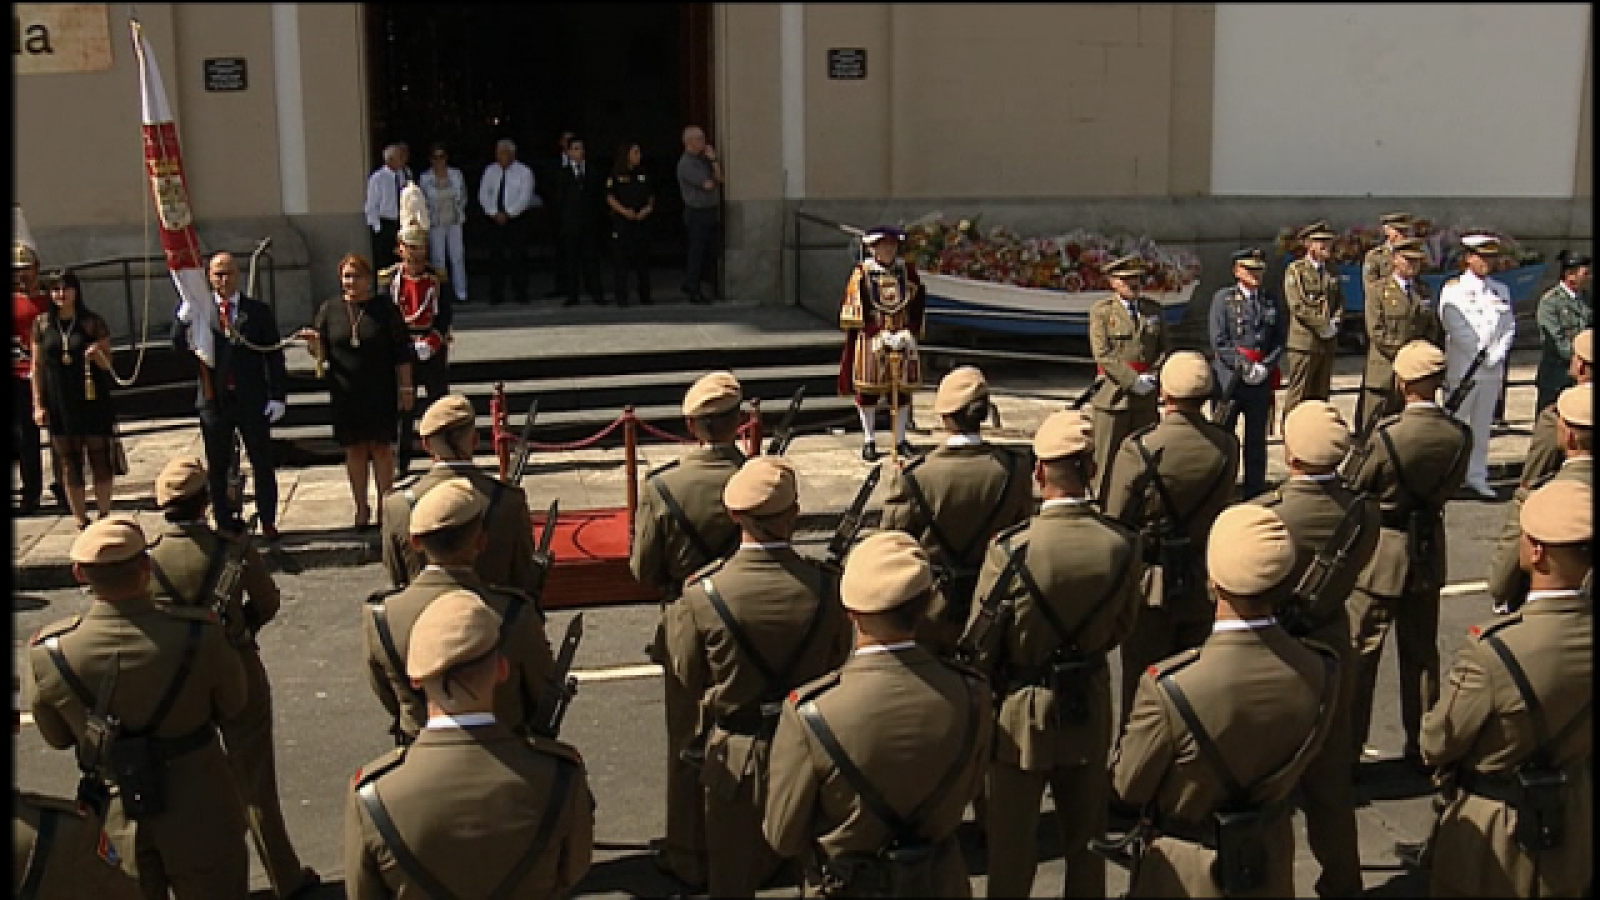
[666,544,853,897]
[381,461,539,596]
[1283,256,1344,421]
[1534,283,1591,412]
[1104,409,1239,724]
[1520,404,1565,489]
[1486,457,1592,612]
[1421,593,1592,898]
[24,597,249,899]
[1360,274,1443,434]
[344,724,594,900]
[1346,403,1471,757]
[1361,243,1395,301]
[962,500,1142,898]
[14,790,141,900]
[1087,292,1169,501]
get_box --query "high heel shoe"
[354,507,372,531]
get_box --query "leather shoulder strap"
[1000,535,1132,653]
[140,621,205,737]
[371,603,423,703]
[357,781,462,900]
[42,638,96,708]
[898,466,963,565]
[650,475,718,568]
[1480,631,1592,767]
[17,803,60,900]
[486,758,576,900]
[702,577,779,685]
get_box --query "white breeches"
[429,223,468,301]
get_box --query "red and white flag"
[131,18,217,367]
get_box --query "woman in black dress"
[606,140,655,306]
[30,268,117,528]
[298,253,414,529]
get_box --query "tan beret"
[1521,479,1592,545]
[1380,212,1414,228]
[933,366,989,416]
[1298,220,1335,242]
[1574,329,1592,364]
[683,371,742,418]
[409,478,487,537]
[70,515,147,565]
[407,589,503,682]
[1557,383,1592,428]
[841,530,934,613]
[1033,410,1093,461]
[724,456,798,517]
[1284,401,1351,468]
[1208,504,1296,596]
[1161,351,1212,399]
[1102,254,1147,279]
[419,394,476,437]
[155,455,208,507]
[1393,340,1447,382]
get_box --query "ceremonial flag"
[131,18,217,368]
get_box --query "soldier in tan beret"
[1088,254,1172,501]
[1251,400,1379,897]
[666,456,853,897]
[346,589,595,899]
[380,392,539,599]
[1104,350,1239,727]
[1415,479,1592,898]
[23,516,250,899]
[144,456,318,897]
[1346,340,1470,768]
[880,365,1033,658]
[1360,238,1443,434]
[1486,383,1593,615]
[961,410,1143,898]
[764,530,993,897]
[1519,328,1592,491]
[1362,212,1414,301]
[632,369,747,890]
[1283,220,1346,423]
[1111,504,1338,898]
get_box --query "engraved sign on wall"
[204,57,247,92]
[828,47,867,81]
[15,4,113,74]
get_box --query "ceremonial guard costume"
[763,532,993,898]
[1283,220,1345,422]
[961,411,1143,898]
[838,227,925,460]
[1519,330,1592,491]
[1208,247,1285,499]
[666,458,853,897]
[1088,254,1170,502]
[1535,252,1592,412]
[346,590,595,900]
[1110,505,1339,898]
[1439,234,1516,498]
[13,204,56,514]
[381,182,453,477]
[1361,212,1414,302]
[1359,238,1442,434]
[23,517,249,899]
[880,367,1033,658]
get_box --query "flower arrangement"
[901,213,1201,294]
[1273,220,1543,272]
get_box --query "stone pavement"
[13,347,1549,589]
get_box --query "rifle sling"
[1293,492,1369,607]
[45,622,203,739]
[148,534,229,610]
[1377,425,1468,521]
[900,448,1017,573]
[651,476,720,572]
[997,535,1132,658]
[1480,632,1592,769]
[1132,437,1230,537]
[370,604,425,705]
[18,803,59,900]
[702,574,829,710]
[358,781,461,900]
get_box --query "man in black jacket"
[173,251,289,538]
[556,137,606,307]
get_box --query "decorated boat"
[920,273,1196,337]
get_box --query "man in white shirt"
[1439,234,1516,498]
[419,142,469,306]
[478,139,539,306]
[364,143,412,273]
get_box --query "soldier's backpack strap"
[485,756,576,900]
[1378,423,1469,513]
[368,592,423,704]
[701,575,829,711]
[650,475,718,569]
[139,620,206,737]
[900,447,1019,568]
[1478,627,1593,768]
[356,780,463,900]
[148,535,227,610]
[17,803,61,900]
[1132,436,1230,533]
[997,532,1133,656]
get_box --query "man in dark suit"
[555,137,606,307]
[173,251,289,539]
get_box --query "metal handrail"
[793,210,866,238]
[61,248,279,346]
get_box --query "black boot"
[861,441,880,462]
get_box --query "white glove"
[1130,373,1156,396]
[412,340,434,362]
[264,400,286,424]
[1486,351,1505,370]
[1244,362,1268,385]
[1318,321,1339,341]
[176,298,193,324]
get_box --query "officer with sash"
[1088,254,1170,501]
[381,182,454,478]
[1359,238,1442,434]
[1208,246,1285,499]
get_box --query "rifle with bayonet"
[1340,390,1395,482]
[766,386,807,456]
[1069,376,1105,411]
[1443,345,1490,416]
[1210,364,1243,426]
[212,513,260,626]
[527,499,559,612]
[536,612,584,739]
[1278,493,1371,637]
[824,464,882,571]
[226,433,247,517]
[74,652,121,820]
[507,398,541,485]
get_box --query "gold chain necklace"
[55,314,74,365]
[344,299,368,349]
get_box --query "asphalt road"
[14,486,1524,898]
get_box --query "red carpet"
[532,507,662,610]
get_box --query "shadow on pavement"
[1363,866,1431,897]
[1355,760,1436,805]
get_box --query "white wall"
[1211,4,1589,197]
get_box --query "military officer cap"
[1521,479,1592,545]
[1394,238,1429,261]
[1574,329,1593,365]
[933,366,989,415]
[683,371,743,417]
[1460,233,1502,256]
[419,394,476,437]
[862,227,905,246]
[155,455,208,507]
[1208,504,1296,596]
[1102,254,1147,279]
[1393,340,1447,381]
[409,478,487,537]
[70,515,148,565]
[841,530,934,614]
[1284,400,1352,468]
[1559,250,1592,273]
[407,589,503,683]
[724,456,798,517]
[1557,383,1593,428]
[1033,410,1093,461]
[1379,212,1413,229]
[1161,351,1212,399]
[1231,247,1267,270]
[1297,220,1336,242]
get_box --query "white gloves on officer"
[1318,320,1339,341]
[413,340,434,362]
[264,400,286,424]
[1243,362,1268,386]
[1130,373,1157,396]
[176,298,193,324]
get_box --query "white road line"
[1441,580,1488,598]
[572,663,663,684]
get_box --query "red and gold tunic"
[837,258,926,398]
[383,264,448,359]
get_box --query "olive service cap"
[723,456,799,517]
[1461,234,1503,256]
[407,589,503,682]
[70,515,147,566]
[1161,351,1213,399]
[683,371,743,418]
[1102,254,1147,279]
[1557,383,1593,428]
[1393,341,1447,382]
[1207,504,1296,597]
[1560,252,1592,272]
[1521,478,1592,545]
[1395,238,1429,261]
[1380,212,1414,228]
[1573,329,1592,365]
[409,478,487,537]
[1284,401,1352,468]
[419,394,476,437]
[1298,220,1336,241]
[155,455,208,507]
[933,366,989,416]
[1231,248,1267,270]
[1033,410,1093,461]
[841,530,934,614]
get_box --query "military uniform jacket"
[1104,410,1239,619]
[631,445,746,597]
[1364,274,1443,390]
[1252,477,1380,642]
[964,501,1143,771]
[14,789,141,899]
[666,545,853,803]
[1361,243,1396,299]
[1486,457,1592,608]
[1535,283,1591,398]
[1284,257,1344,353]
[1089,293,1169,412]
[764,645,993,893]
[1207,283,1285,387]
[1349,404,1471,598]
[381,462,538,597]
[1111,626,1337,898]
[880,441,1034,580]
[345,723,594,900]
[147,520,280,649]
[1421,593,1592,897]
[364,566,555,741]
[1520,403,1565,489]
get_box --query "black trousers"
[559,224,604,302]
[396,347,450,473]
[487,214,532,304]
[612,221,651,303]
[1219,379,1273,499]
[200,397,278,529]
[371,219,400,274]
[13,378,43,506]
[683,206,719,299]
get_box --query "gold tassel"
[84,355,96,401]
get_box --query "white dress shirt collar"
[425,713,497,730]
[1041,497,1092,510]
[1291,473,1337,483]
[946,434,985,448]
[432,460,478,471]
[1212,617,1276,633]
[855,640,917,657]
[1525,589,1583,604]
[739,541,789,551]
[1405,401,1439,410]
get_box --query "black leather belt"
[1459,770,1525,806]
[1157,815,1219,850]
[150,723,217,761]
[715,701,784,736]
[1004,655,1107,692]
